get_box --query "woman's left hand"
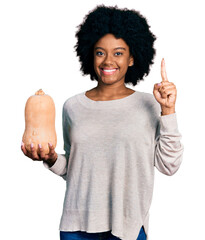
[153,58,177,115]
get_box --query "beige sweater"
[43,90,184,240]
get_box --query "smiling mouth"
[100,68,118,75]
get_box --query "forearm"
[154,113,184,176]
[43,153,68,180]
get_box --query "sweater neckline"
[77,90,138,109]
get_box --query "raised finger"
[161,58,168,82]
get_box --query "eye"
[96,51,104,56]
[115,52,123,56]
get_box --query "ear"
[128,55,134,66]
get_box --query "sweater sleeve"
[154,112,184,176]
[43,103,71,181]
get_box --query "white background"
[0,0,204,239]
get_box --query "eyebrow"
[95,47,126,51]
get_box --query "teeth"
[103,69,116,72]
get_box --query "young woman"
[21,5,184,240]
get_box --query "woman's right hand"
[21,142,58,167]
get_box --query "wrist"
[161,106,175,116]
[45,155,58,168]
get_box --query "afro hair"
[74,4,157,86]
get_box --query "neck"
[95,81,128,97]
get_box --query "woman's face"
[93,33,134,85]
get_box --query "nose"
[103,53,114,66]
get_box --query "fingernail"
[49,143,52,147]
[38,144,42,148]
[31,143,34,148]
[157,83,161,86]
[21,141,24,147]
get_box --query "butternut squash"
[22,89,57,155]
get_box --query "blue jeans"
[60,226,146,240]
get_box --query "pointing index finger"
[161,58,168,82]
